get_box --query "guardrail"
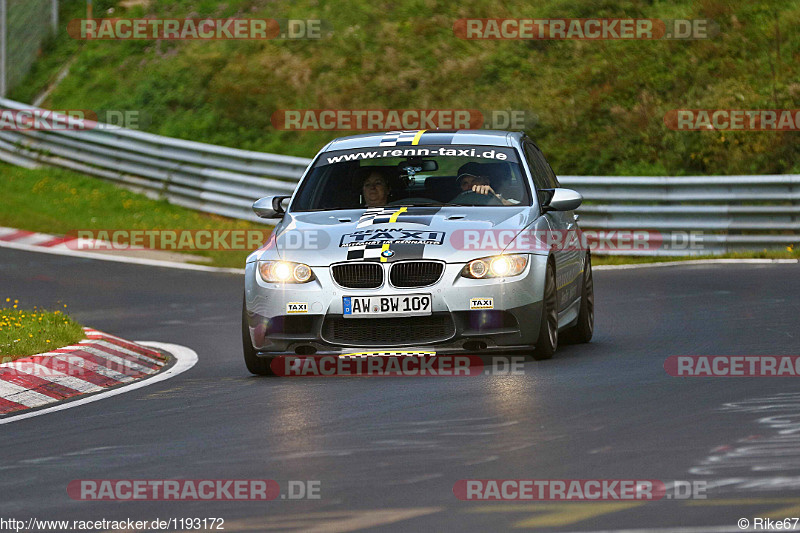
[564,175,800,255]
[1,97,798,255]
[0,98,309,223]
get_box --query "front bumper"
[244,255,548,356]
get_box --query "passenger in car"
[361,169,391,207]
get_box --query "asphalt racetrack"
[2,247,799,532]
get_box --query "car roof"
[323,130,524,151]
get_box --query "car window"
[291,144,533,211]
[541,151,560,188]
[523,142,552,191]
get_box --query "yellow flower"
[46,340,51,343]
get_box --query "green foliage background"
[10,0,800,176]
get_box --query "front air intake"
[389,261,444,288]
[331,263,383,288]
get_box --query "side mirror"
[542,188,582,212]
[253,195,290,218]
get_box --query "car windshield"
[290,144,531,211]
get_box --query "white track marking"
[0,381,55,408]
[0,342,198,425]
[594,258,798,270]
[10,233,57,246]
[0,239,245,274]
[89,339,167,365]
[52,353,135,383]
[71,346,156,374]
[11,364,103,393]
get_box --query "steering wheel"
[451,190,502,206]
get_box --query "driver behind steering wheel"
[455,173,514,205]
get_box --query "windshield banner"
[321,145,518,166]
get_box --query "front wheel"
[532,261,558,360]
[242,297,275,376]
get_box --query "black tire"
[563,253,594,344]
[242,297,275,376]
[533,260,558,360]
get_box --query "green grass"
[10,0,800,176]
[0,163,269,268]
[0,302,85,361]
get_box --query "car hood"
[252,206,539,265]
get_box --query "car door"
[523,140,582,312]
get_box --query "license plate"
[343,294,432,317]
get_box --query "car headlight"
[258,261,314,283]
[462,254,528,279]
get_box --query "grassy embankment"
[4,0,799,263]
[0,300,85,361]
[0,164,267,268]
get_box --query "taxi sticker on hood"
[340,228,445,247]
[346,206,443,262]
